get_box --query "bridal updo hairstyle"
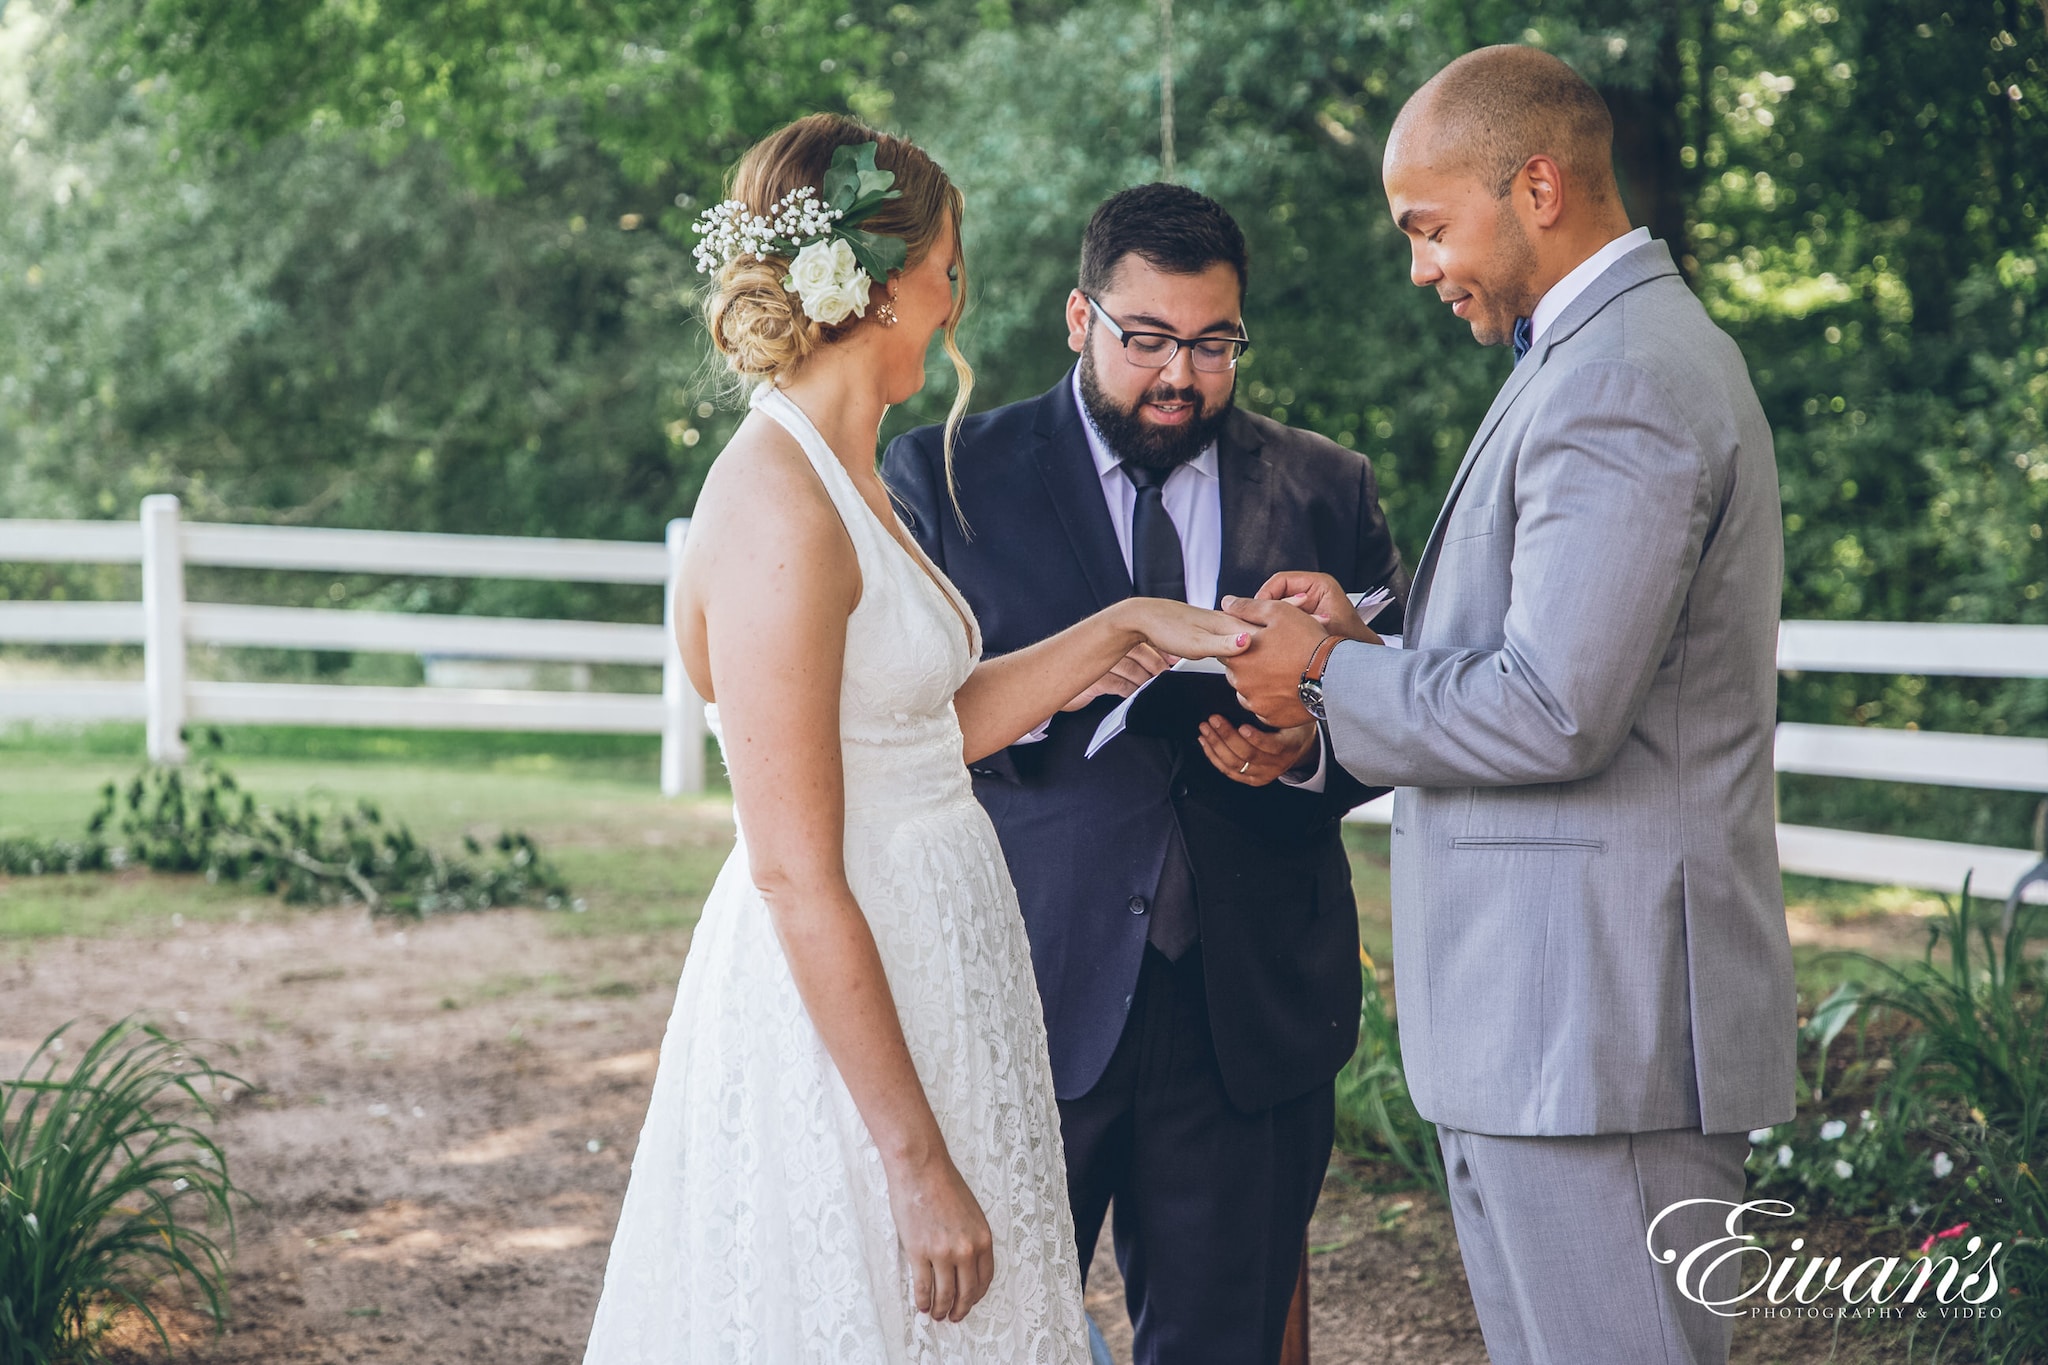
[705,115,970,399]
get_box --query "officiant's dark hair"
[1079,185,1248,301]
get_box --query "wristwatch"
[1297,635,1342,723]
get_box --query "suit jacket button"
[1128,896,1147,915]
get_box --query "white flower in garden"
[171,1178,188,1192]
[1860,1109,1872,1126]
[1933,1152,1955,1179]
[1820,1119,1847,1141]
[1834,1159,1855,1179]
[1777,1145,1794,1168]
[785,239,871,324]
[23,1212,37,1234]
[1748,1128,1773,1144]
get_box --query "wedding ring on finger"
[1238,759,1251,774]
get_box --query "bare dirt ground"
[1,873,1935,1364]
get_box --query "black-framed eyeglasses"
[1084,295,1250,373]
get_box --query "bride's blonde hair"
[705,114,974,479]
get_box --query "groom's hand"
[1256,571,1382,644]
[1060,642,1174,711]
[1219,596,1326,729]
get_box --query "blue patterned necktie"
[1512,316,1534,361]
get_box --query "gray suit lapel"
[1404,354,1545,634]
[1404,240,1684,636]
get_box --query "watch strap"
[1303,634,1343,684]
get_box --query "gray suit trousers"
[1436,1127,1749,1365]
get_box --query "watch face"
[1297,679,1326,722]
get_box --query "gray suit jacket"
[1322,240,1797,1137]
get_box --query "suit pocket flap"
[1444,504,1496,543]
[1451,835,1606,852]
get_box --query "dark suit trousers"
[1060,943,1335,1365]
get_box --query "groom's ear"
[1514,154,1567,231]
[1064,290,1090,354]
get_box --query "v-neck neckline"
[756,387,978,657]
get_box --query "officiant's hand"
[1256,571,1383,644]
[1218,594,1328,729]
[1060,642,1175,711]
[1197,715,1318,786]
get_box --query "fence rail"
[2,499,2043,900]
[0,496,705,794]
[1339,623,2048,906]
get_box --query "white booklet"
[1085,587,1395,759]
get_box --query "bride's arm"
[953,598,1250,763]
[692,440,994,1324]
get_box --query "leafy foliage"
[1,3,2041,799]
[1333,955,1445,1199]
[0,1020,245,1365]
[0,738,572,918]
[1817,884,2048,1355]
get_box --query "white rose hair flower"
[785,239,872,324]
[692,142,908,325]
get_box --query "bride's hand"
[1115,598,1254,662]
[1061,642,1176,711]
[886,1148,996,1324]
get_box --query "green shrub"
[1333,952,1446,1200]
[1838,882,2048,1360]
[0,1020,246,1364]
[2,738,572,918]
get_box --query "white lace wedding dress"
[582,387,1090,1365]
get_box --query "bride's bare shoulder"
[693,413,845,547]
[684,413,858,616]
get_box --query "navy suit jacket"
[883,374,1408,1112]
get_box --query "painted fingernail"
[1234,632,1249,648]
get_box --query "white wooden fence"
[0,495,708,795]
[2,498,2044,901]
[1342,620,2048,907]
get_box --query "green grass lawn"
[0,722,1944,992]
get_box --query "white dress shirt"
[1071,367,1222,609]
[1028,373,1327,791]
[1529,226,1651,348]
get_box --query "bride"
[581,115,1251,1364]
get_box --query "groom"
[1224,46,1798,1364]
[884,184,1406,1364]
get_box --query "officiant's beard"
[1078,348,1235,472]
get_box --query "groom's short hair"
[1079,184,1248,299]
[1397,45,1618,202]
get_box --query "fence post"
[140,494,188,764]
[660,517,705,797]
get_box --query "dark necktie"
[1512,316,1534,361]
[1117,460,1199,959]
[1120,462,1187,602]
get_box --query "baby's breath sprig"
[691,141,908,295]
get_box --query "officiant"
[883,184,1407,1365]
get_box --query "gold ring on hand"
[1238,760,1250,774]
